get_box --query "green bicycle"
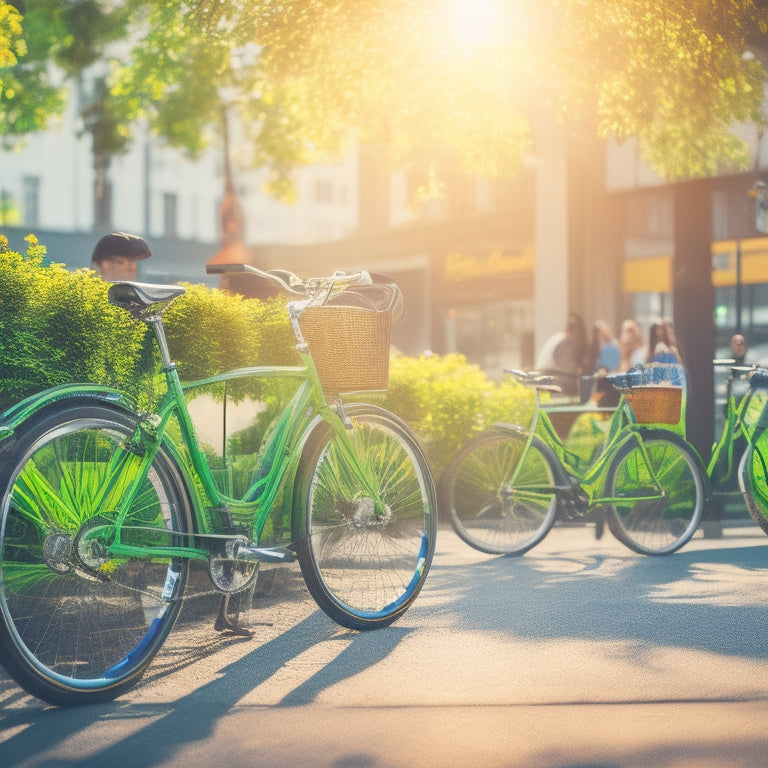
[0,264,437,706]
[441,364,706,557]
[706,360,763,507]
[717,365,768,534]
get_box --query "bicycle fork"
[598,432,668,507]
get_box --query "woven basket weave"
[628,385,683,425]
[299,304,392,396]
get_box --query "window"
[314,179,333,203]
[163,193,178,238]
[22,176,40,227]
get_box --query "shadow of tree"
[0,606,413,767]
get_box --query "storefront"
[246,210,536,376]
[433,245,534,378]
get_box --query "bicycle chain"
[98,565,251,605]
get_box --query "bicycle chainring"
[208,538,260,593]
[42,531,74,575]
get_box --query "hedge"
[0,235,535,477]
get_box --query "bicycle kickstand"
[214,592,255,637]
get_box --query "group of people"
[536,310,759,407]
[536,314,684,378]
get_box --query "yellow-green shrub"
[0,236,150,409]
[384,353,534,476]
[1,239,535,480]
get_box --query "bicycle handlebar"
[206,262,372,299]
[503,369,563,393]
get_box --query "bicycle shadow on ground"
[426,530,768,661]
[0,572,415,768]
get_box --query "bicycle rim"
[0,404,190,705]
[606,431,703,555]
[444,428,558,555]
[742,443,768,535]
[293,404,436,630]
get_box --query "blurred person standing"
[536,313,588,395]
[730,333,748,366]
[618,319,645,371]
[647,319,683,365]
[592,320,620,373]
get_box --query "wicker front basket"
[299,304,392,396]
[628,385,683,425]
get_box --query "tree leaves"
[3,0,768,186]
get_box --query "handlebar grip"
[206,263,246,275]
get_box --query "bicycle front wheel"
[741,440,768,535]
[292,404,437,630]
[606,429,704,555]
[0,402,191,706]
[441,427,559,555]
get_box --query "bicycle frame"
[707,362,762,494]
[70,317,385,567]
[514,386,677,507]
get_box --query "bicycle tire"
[441,426,559,555]
[292,404,437,630]
[741,442,768,535]
[0,401,191,706]
[605,429,704,555]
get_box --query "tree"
[0,0,129,161]
[111,0,768,192]
[3,1,768,190]
[0,0,64,140]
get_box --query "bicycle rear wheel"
[441,427,559,555]
[0,402,191,706]
[606,429,704,555]
[292,404,436,630]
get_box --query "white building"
[0,66,376,281]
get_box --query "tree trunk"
[672,179,714,464]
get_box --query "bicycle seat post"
[145,315,174,371]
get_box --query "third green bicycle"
[713,364,768,535]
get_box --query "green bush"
[0,235,150,410]
[384,353,534,476]
[162,284,298,404]
[0,238,534,481]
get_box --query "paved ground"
[1,520,768,768]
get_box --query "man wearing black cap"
[91,232,151,280]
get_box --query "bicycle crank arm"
[234,544,297,563]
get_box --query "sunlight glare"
[449,0,501,49]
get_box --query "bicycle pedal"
[237,545,296,564]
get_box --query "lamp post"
[218,100,246,262]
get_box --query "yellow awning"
[623,237,768,293]
[622,255,671,293]
[712,238,768,286]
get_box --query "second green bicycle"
[441,364,707,557]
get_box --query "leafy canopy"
[2,0,768,188]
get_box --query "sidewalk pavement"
[1,520,767,768]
